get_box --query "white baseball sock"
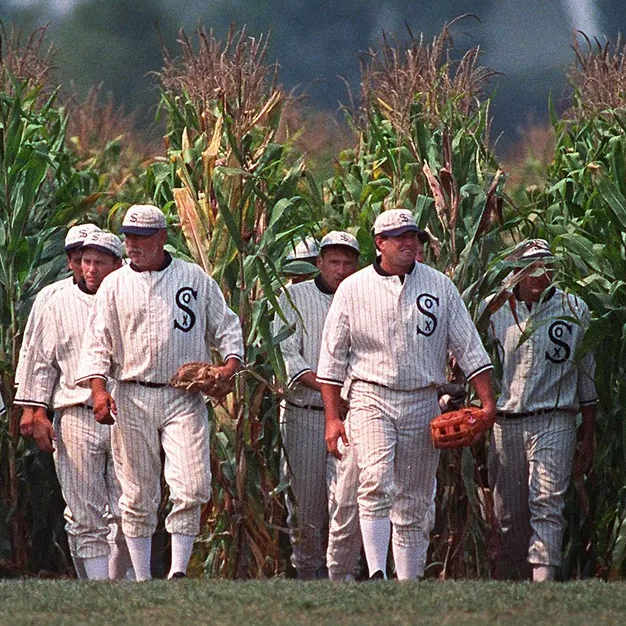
[360,517,390,578]
[392,542,421,581]
[83,555,110,580]
[168,533,195,578]
[125,536,152,581]
[532,565,555,582]
[72,556,88,580]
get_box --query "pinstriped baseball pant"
[488,410,576,577]
[326,415,363,580]
[112,384,212,538]
[280,404,336,575]
[349,382,439,564]
[54,405,122,559]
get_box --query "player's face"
[377,231,419,268]
[124,230,167,270]
[317,247,359,291]
[82,249,122,292]
[66,249,84,281]
[515,266,553,302]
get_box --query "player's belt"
[496,409,556,418]
[125,380,168,388]
[284,400,325,412]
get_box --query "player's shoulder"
[412,262,450,284]
[553,289,590,315]
[283,279,318,298]
[35,276,74,301]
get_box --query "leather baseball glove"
[169,362,233,398]
[430,407,489,449]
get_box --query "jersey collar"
[314,275,335,295]
[373,256,415,282]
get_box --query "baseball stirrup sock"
[168,533,195,578]
[360,517,391,578]
[392,542,421,581]
[83,555,110,580]
[532,565,555,582]
[126,536,152,581]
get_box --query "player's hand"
[326,416,349,460]
[93,389,116,425]
[20,407,35,438]
[205,365,235,399]
[32,410,56,453]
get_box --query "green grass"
[0,580,625,626]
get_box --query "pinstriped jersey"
[15,276,74,386]
[273,278,333,407]
[76,258,244,386]
[317,261,492,390]
[15,285,96,410]
[488,288,597,413]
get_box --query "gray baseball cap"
[120,204,167,236]
[82,232,123,258]
[373,209,428,241]
[65,224,101,251]
[319,231,360,254]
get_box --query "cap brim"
[64,242,84,251]
[120,226,164,235]
[83,243,121,258]
[375,225,422,238]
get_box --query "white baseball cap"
[82,231,123,258]
[373,209,428,241]
[507,239,555,263]
[120,204,167,235]
[285,237,319,262]
[319,231,360,254]
[65,224,101,251]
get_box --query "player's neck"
[379,256,414,277]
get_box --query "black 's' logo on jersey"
[545,320,572,363]
[174,287,197,332]
[416,293,439,337]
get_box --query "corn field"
[2,20,626,580]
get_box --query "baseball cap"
[120,204,167,236]
[373,209,428,241]
[285,237,319,262]
[65,224,101,251]
[82,231,123,259]
[506,239,556,263]
[319,231,360,254]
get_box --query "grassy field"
[0,579,625,626]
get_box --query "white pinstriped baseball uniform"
[487,288,597,576]
[14,283,124,563]
[317,259,492,576]
[15,276,74,387]
[274,276,340,578]
[76,255,244,539]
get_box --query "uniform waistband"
[284,400,324,412]
[123,380,168,389]
[496,408,568,419]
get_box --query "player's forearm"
[320,382,343,422]
[90,377,108,396]
[296,371,322,393]
[221,356,241,379]
[468,370,496,415]
[579,404,597,438]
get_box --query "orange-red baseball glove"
[430,407,489,449]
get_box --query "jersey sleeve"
[576,304,597,406]
[445,279,492,380]
[273,290,312,385]
[14,307,60,408]
[316,288,351,387]
[204,276,244,363]
[75,287,114,387]
[15,288,49,387]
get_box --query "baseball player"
[283,236,319,284]
[486,239,597,582]
[274,231,360,580]
[318,209,496,581]
[326,230,432,581]
[18,223,101,437]
[76,204,244,581]
[15,232,130,580]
